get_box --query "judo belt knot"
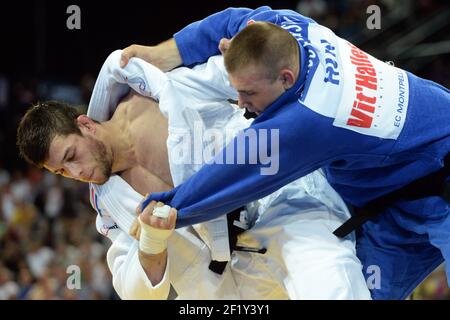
[209,207,267,275]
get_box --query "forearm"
[138,249,168,286]
[136,203,175,286]
[153,38,182,71]
[107,233,171,299]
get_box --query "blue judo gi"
[144,6,450,299]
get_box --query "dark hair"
[16,101,82,167]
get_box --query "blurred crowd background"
[0,0,449,300]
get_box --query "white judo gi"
[87,51,371,299]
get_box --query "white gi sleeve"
[168,55,238,102]
[87,50,169,121]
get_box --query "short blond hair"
[224,22,299,80]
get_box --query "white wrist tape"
[138,216,173,255]
[152,205,171,218]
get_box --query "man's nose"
[66,165,84,180]
[237,95,248,109]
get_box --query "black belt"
[208,111,266,274]
[209,207,267,275]
[334,153,450,238]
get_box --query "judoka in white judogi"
[87,51,371,299]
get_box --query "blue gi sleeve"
[173,6,293,67]
[143,82,341,228]
[174,7,258,66]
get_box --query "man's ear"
[219,38,232,55]
[76,115,96,133]
[279,68,296,90]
